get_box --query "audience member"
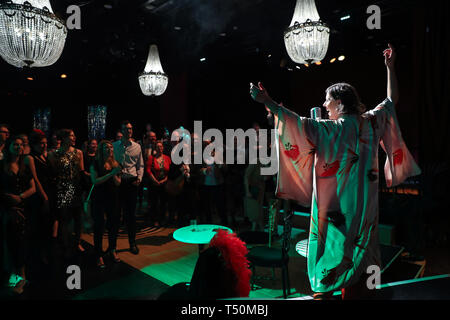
[0,136,36,294]
[146,140,171,226]
[159,229,251,300]
[26,129,53,264]
[0,124,10,161]
[115,131,123,142]
[244,161,265,231]
[17,134,31,155]
[198,140,227,225]
[113,120,144,255]
[90,140,122,268]
[48,129,85,258]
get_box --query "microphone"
[310,107,322,120]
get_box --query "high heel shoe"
[12,279,28,295]
[108,249,121,263]
[77,243,86,253]
[96,257,106,269]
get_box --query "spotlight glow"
[26,77,33,81]
[315,61,322,65]
[340,15,351,21]
[330,58,336,63]
[61,74,67,79]
[338,55,345,61]
[200,58,206,62]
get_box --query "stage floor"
[2,208,449,300]
[77,219,313,300]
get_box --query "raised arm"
[250,82,280,114]
[384,43,398,105]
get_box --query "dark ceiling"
[0,0,420,91]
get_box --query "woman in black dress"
[90,140,122,268]
[25,129,54,263]
[0,136,36,294]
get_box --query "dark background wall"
[0,0,447,167]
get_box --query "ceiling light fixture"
[138,44,168,96]
[284,0,330,64]
[0,0,67,68]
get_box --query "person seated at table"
[158,229,252,300]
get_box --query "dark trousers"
[92,193,120,256]
[149,184,168,224]
[119,178,138,246]
[199,184,227,225]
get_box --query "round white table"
[173,224,233,251]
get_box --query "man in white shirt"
[113,120,144,254]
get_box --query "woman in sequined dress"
[48,129,85,257]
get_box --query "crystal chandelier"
[139,44,168,96]
[0,0,67,68]
[284,0,330,64]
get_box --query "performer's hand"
[384,43,396,69]
[250,82,271,104]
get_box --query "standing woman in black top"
[90,140,122,268]
[25,129,53,264]
[0,136,36,294]
[48,129,85,258]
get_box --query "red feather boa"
[209,229,252,297]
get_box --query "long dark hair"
[95,140,119,173]
[2,136,26,173]
[326,83,366,115]
[56,128,73,145]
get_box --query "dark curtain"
[414,0,450,165]
[412,0,450,249]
